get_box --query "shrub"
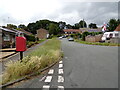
[82,31,89,41]
[25,35,36,42]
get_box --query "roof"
[19,29,33,35]
[80,28,102,32]
[63,29,81,32]
[0,27,16,33]
[114,24,120,31]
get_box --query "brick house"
[0,27,16,48]
[36,28,49,39]
[0,27,33,48]
[114,24,120,31]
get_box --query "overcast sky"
[0,0,119,27]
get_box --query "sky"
[0,0,119,27]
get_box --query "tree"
[59,21,66,30]
[89,23,98,28]
[7,24,17,29]
[81,31,89,41]
[18,24,27,30]
[107,19,120,31]
[27,23,36,34]
[48,23,60,35]
[74,23,80,29]
[65,24,73,29]
[79,20,87,28]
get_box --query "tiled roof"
[19,29,33,35]
[0,27,16,33]
[63,29,81,32]
[80,28,102,32]
[114,24,120,31]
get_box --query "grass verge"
[27,39,46,48]
[75,39,120,46]
[2,38,62,84]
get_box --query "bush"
[25,35,36,42]
[82,31,89,41]
[27,41,35,48]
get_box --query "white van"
[101,31,120,41]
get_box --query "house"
[0,27,33,48]
[109,24,120,44]
[63,29,82,35]
[36,28,49,39]
[19,29,33,36]
[0,27,17,48]
[114,24,120,32]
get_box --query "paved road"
[0,40,48,74]
[11,38,118,89]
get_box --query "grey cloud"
[0,1,118,26]
[53,2,118,26]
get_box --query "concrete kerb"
[0,57,62,88]
[0,52,18,60]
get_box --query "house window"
[115,33,119,36]
[3,34,10,41]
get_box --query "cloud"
[53,2,118,26]
[0,0,119,27]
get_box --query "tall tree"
[89,23,98,29]
[107,19,119,31]
[59,21,66,30]
[66,24,73,29]
[18,24,27,30]
[79,20,87,28]
[74,23,80,29]
[27,23,36,34]
[48,23,60,35]
[7,24,17,29]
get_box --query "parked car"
[62,35,66,38]
[59,36,63,39]
[101,31,119,41]
[68,37,74,41]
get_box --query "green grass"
[75,39,120,46]
[2,38,62,84]
[27,39,46,48]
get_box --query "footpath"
[0,48,16,60]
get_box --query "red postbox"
[16,37,26,51]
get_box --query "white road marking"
[59,64,63,68]
[48,69,54,74]
[43,85,50,89]
[59,61,63,64]
[58,69,64,74]
[58,86,64,89]
[58,76,64,83]
[39,76,46,81]
[44,76,52,82]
